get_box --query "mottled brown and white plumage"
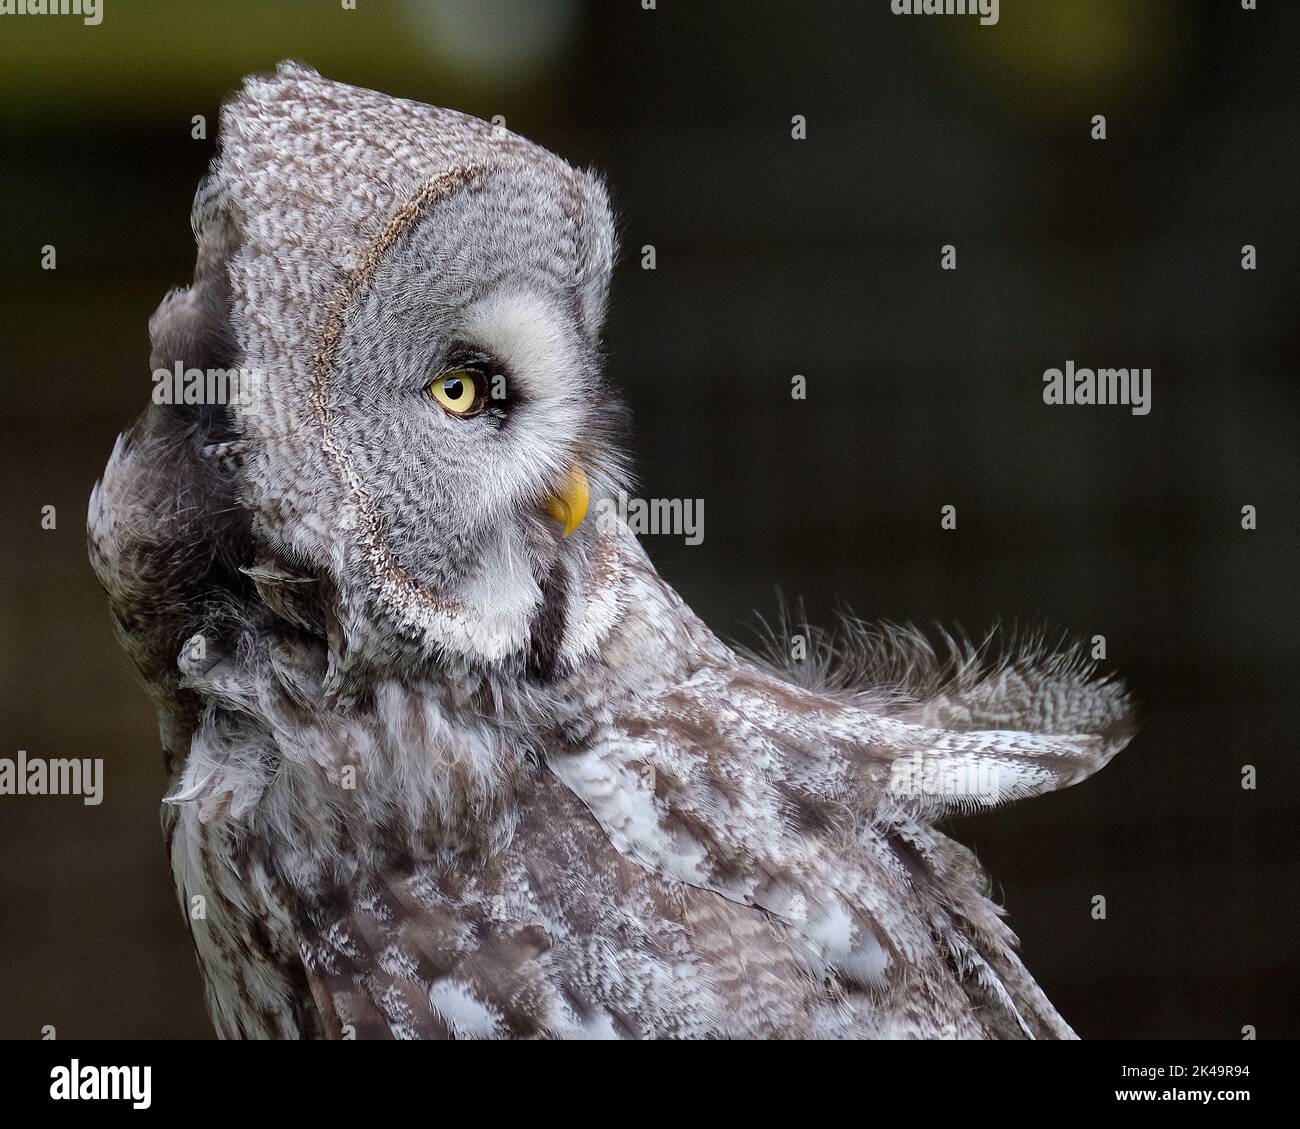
[88,63,1134,1039]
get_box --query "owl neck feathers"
[161,530,694,863]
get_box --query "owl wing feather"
[548,609,1134,1038]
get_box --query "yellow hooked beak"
[545,464,589,537]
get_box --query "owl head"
[164,64,632,686]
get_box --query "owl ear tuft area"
[571,168,617,339]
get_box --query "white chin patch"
[556,528,627,671]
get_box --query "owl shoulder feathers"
[546,542,1132,1038]
[154,535,1130,1039]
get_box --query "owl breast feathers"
[87,63,1134,1039]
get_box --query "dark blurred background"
[1,0,1297,1039]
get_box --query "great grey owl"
[88,63,1134,1039]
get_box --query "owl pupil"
[445,377,464,400]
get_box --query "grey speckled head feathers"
[187,63,626,676]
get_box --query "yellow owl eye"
[428,369,487,417]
